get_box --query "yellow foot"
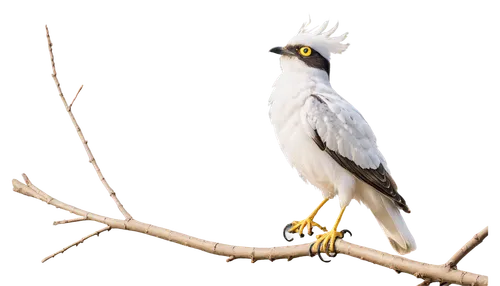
[290,216,324,237]
[311,228,342,256]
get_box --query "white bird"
[268,19,416,259]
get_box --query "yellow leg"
[287,198,329,237]
[312,206,351,258]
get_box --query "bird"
[268,19,416,261]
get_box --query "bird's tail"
[360,188,416,254]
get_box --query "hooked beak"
[269,46,295,56]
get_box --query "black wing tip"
[399,202,415,215]
[398,192,415,215]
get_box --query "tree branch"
[45,26,132,220]
[41,226,111,263]
[53,217,88,225]
[12,178,488,286]
[445,227,488,270]
[418,227,489,286]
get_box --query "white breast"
[269,58,353,199]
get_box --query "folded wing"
[301,94,410,213]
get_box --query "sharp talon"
[309,230,342,264]
[281,224,297,243]
[342,227,352,239]
[316,241,323,259]
[308,242,315,257]
[317,241,336,264]
[309,231,314,236]
[300,233,304,238]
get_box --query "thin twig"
[226,256,236,262]
[53,217,88,225]
[445,227,488,269]
[41,226,111,263]
[12,179,488,286]
[69,82,85,110]
[22,173,31,185]
[417,227,489,286]
[45,26,132,220]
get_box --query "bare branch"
[42,226,111,263]
[445,227,488,269]
[68,84,83,111]
[45,26,132,220]
[53,217,88,225]
[417,227,489,286]
[12,179,488,286]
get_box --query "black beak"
[269,46,295,56]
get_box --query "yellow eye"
[299,46,312,57]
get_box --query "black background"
[3,7,497,285]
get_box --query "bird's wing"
[301,94,410,213]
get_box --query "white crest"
[288,17,349,60]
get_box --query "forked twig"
[45,26,132,221]
[417,227,489,286]
[445,227,488,269]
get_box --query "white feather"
[313,21,329,35]
[302,92,384,169]
[357,184,416,254]
[289,20,349,59]
[324,21,339,37]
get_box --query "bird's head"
[270,19,349,77]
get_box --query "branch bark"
[53,217,88,225]
[445,227,488,270]
[45,26,132,220]
[12,179,488,286]
[417,227,489,286]
[42,226,111,263]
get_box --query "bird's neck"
[280,57,330,81]
[282,68,330,82]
